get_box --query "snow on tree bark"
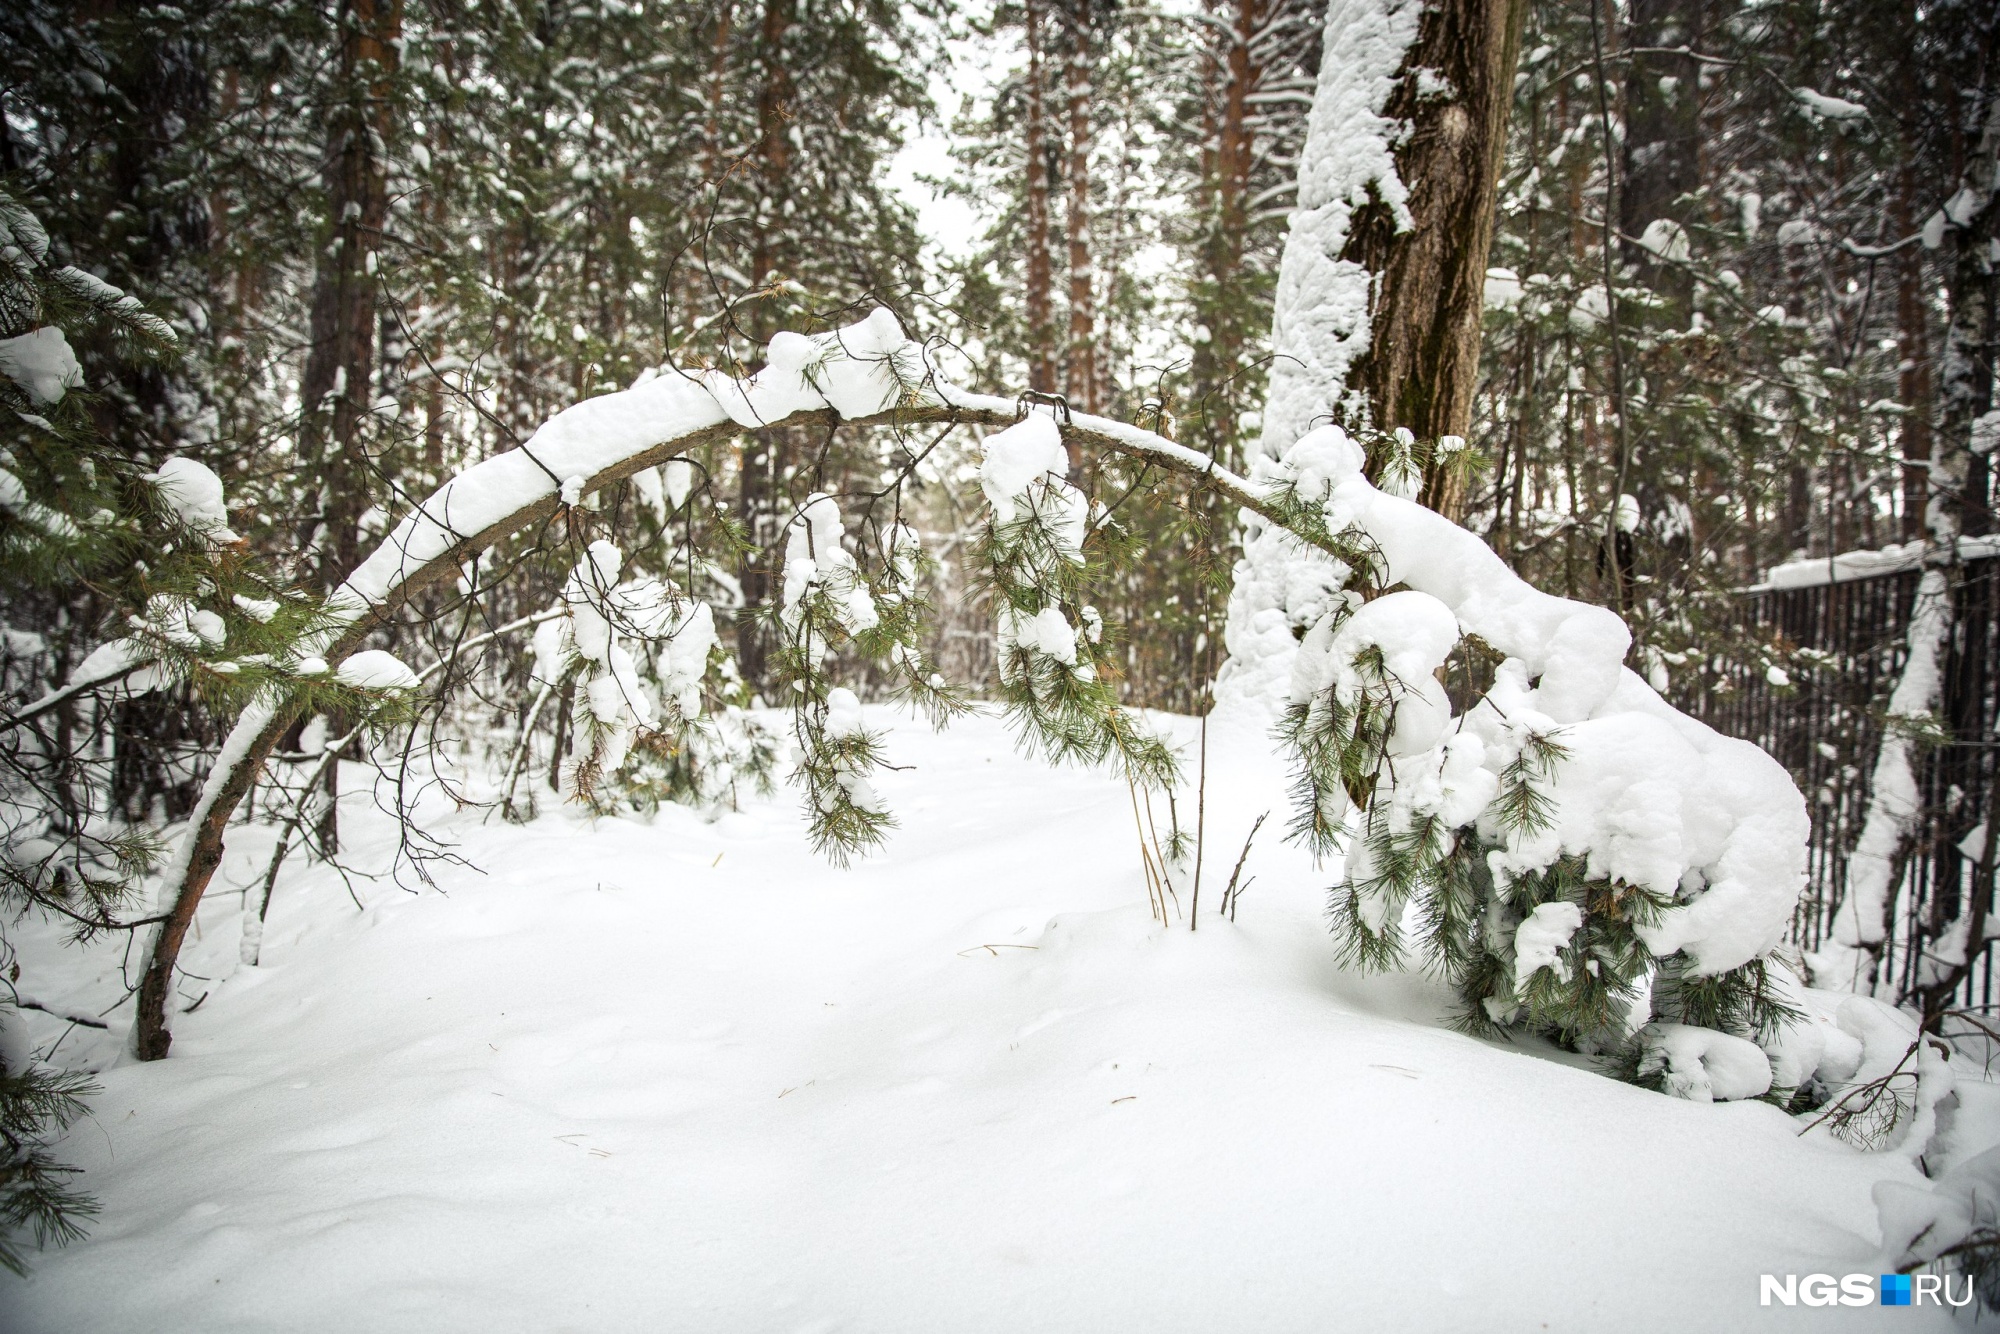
[1215,0,1420,716]
[1216,0,1527,716]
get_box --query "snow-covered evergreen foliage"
[1259,422,1834,1101]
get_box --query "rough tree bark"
[1341,0,1529,519]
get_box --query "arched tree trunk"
[131,326,1361,1060]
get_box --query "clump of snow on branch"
[334,650,421,692]
[976,411,1169,787]
[146,456,239,543]
[783,493,881,649]
[980,414,1093,683]
[1637,1024,1774,1103]
[334,310,930,619]
[0,326,81,405]
[769,487,956,860]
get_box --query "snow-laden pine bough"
[130,310,1912,1130]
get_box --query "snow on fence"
[1687,552,2000,1008]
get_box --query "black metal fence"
[1685,554,2000,1008]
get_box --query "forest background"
[0,0,1995,1275]
[5,0,1985,747]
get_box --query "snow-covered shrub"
[618,708,784,818]
[1259,423,1837,1100]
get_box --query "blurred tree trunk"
[1896,163,1935,541]
[1188,0,1259,470]
[733,0,798,693]
[1618,0,1704,310]
[299,0,402,589]
[1024,0,1059,395]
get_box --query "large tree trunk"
[292,0,401,856]
[1340,0,1529,518]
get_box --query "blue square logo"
[1881,1274,1912,1306]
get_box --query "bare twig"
[1220,811,1269,921]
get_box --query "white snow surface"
[10,709,1951,1332]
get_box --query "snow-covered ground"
[10,708,1956,1331]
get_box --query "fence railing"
[1683,554,2000,1009]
